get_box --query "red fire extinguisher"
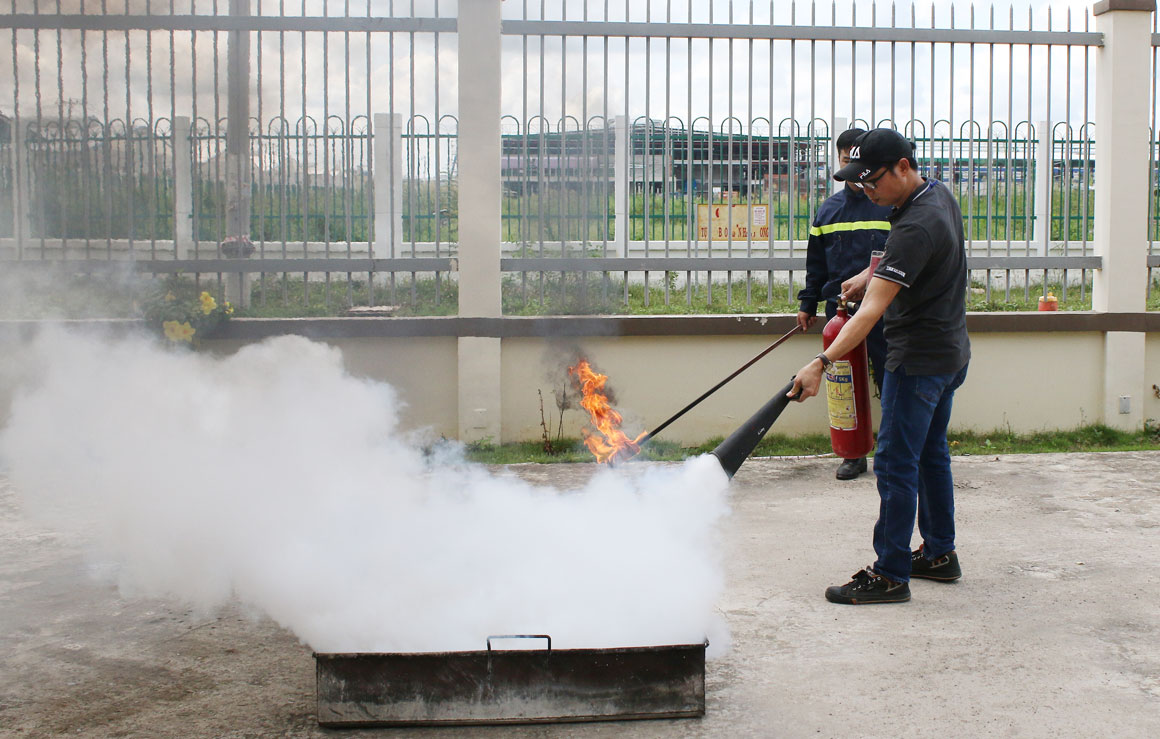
[821,304,874,459]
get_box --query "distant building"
[500,120,827,197]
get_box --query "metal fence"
[0,1,1153,316]
[495,0,1105,310]
[1,1,463,313]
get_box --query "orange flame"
[568,360,647,464]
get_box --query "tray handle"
[486,634,552,654]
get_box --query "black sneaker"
[825,567,911,605]
[910,548,962,582]
[836,457,868,480]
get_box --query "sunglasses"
[853,166,891,191]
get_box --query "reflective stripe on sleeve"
[808,220,892,237]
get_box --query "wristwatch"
[815,352,833,370]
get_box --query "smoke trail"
[0,328,731,655]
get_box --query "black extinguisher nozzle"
[711,379,798,479]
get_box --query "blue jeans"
[871,363,969,582]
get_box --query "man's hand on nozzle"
[788,359,824,402]
[795,311,817,332]
[840,267,872,303]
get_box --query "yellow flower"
[199,291,218,315]
[224,302,234,315]
[163,320,196,343]
[164,291,176,302]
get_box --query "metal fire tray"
[315,635,706,727]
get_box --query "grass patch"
[502,275,801,315]
[966,283,1093,312]
[462,424,1160,465]
[232,274,1160,317]
[238,274,458,318]
[947,423,1160,455]
[463,437,695,465]
[0,273,142,319]
[3,271,1159,319]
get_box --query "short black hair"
[835,127,866,152]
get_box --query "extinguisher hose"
[634,324,804,448]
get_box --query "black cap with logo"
[833,128,917,182]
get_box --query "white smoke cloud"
[0,328,731,655]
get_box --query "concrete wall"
[490,332,1114,441]
[191,314,1159,444]
[3,315,1153,445]
[500,334,830,443]
[207,335,461,440]
[952,332,1105,433]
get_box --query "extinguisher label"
[825,360,858,431]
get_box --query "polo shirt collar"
[888,177,937,222]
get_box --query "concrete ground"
[2,451,1159,738]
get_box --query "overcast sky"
[0,0,1132,141]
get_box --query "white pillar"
[372,113,404,262]
[225,0,252,245]
[1093,0,1153,429]
[1034,119,1052,257]
[833,117,849,140]
[11,121,31,255]
[832,117,848,194]
[173,116,193,260]
[614,114,629,257]
[456,0,503,442]
[222,0,253,308]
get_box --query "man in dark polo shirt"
[788,128,971,605]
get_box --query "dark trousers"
[871,363,969,582]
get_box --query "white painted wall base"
[196,330,1160,445]
[1104,331,1148,430]
[457,336,502,443]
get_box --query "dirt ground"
[2,451,1159,738]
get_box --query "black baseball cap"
[833,128,917,182]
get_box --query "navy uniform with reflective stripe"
[797,185,892,389]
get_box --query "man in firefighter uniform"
[797,128,891,481]
[790,128,970,606]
